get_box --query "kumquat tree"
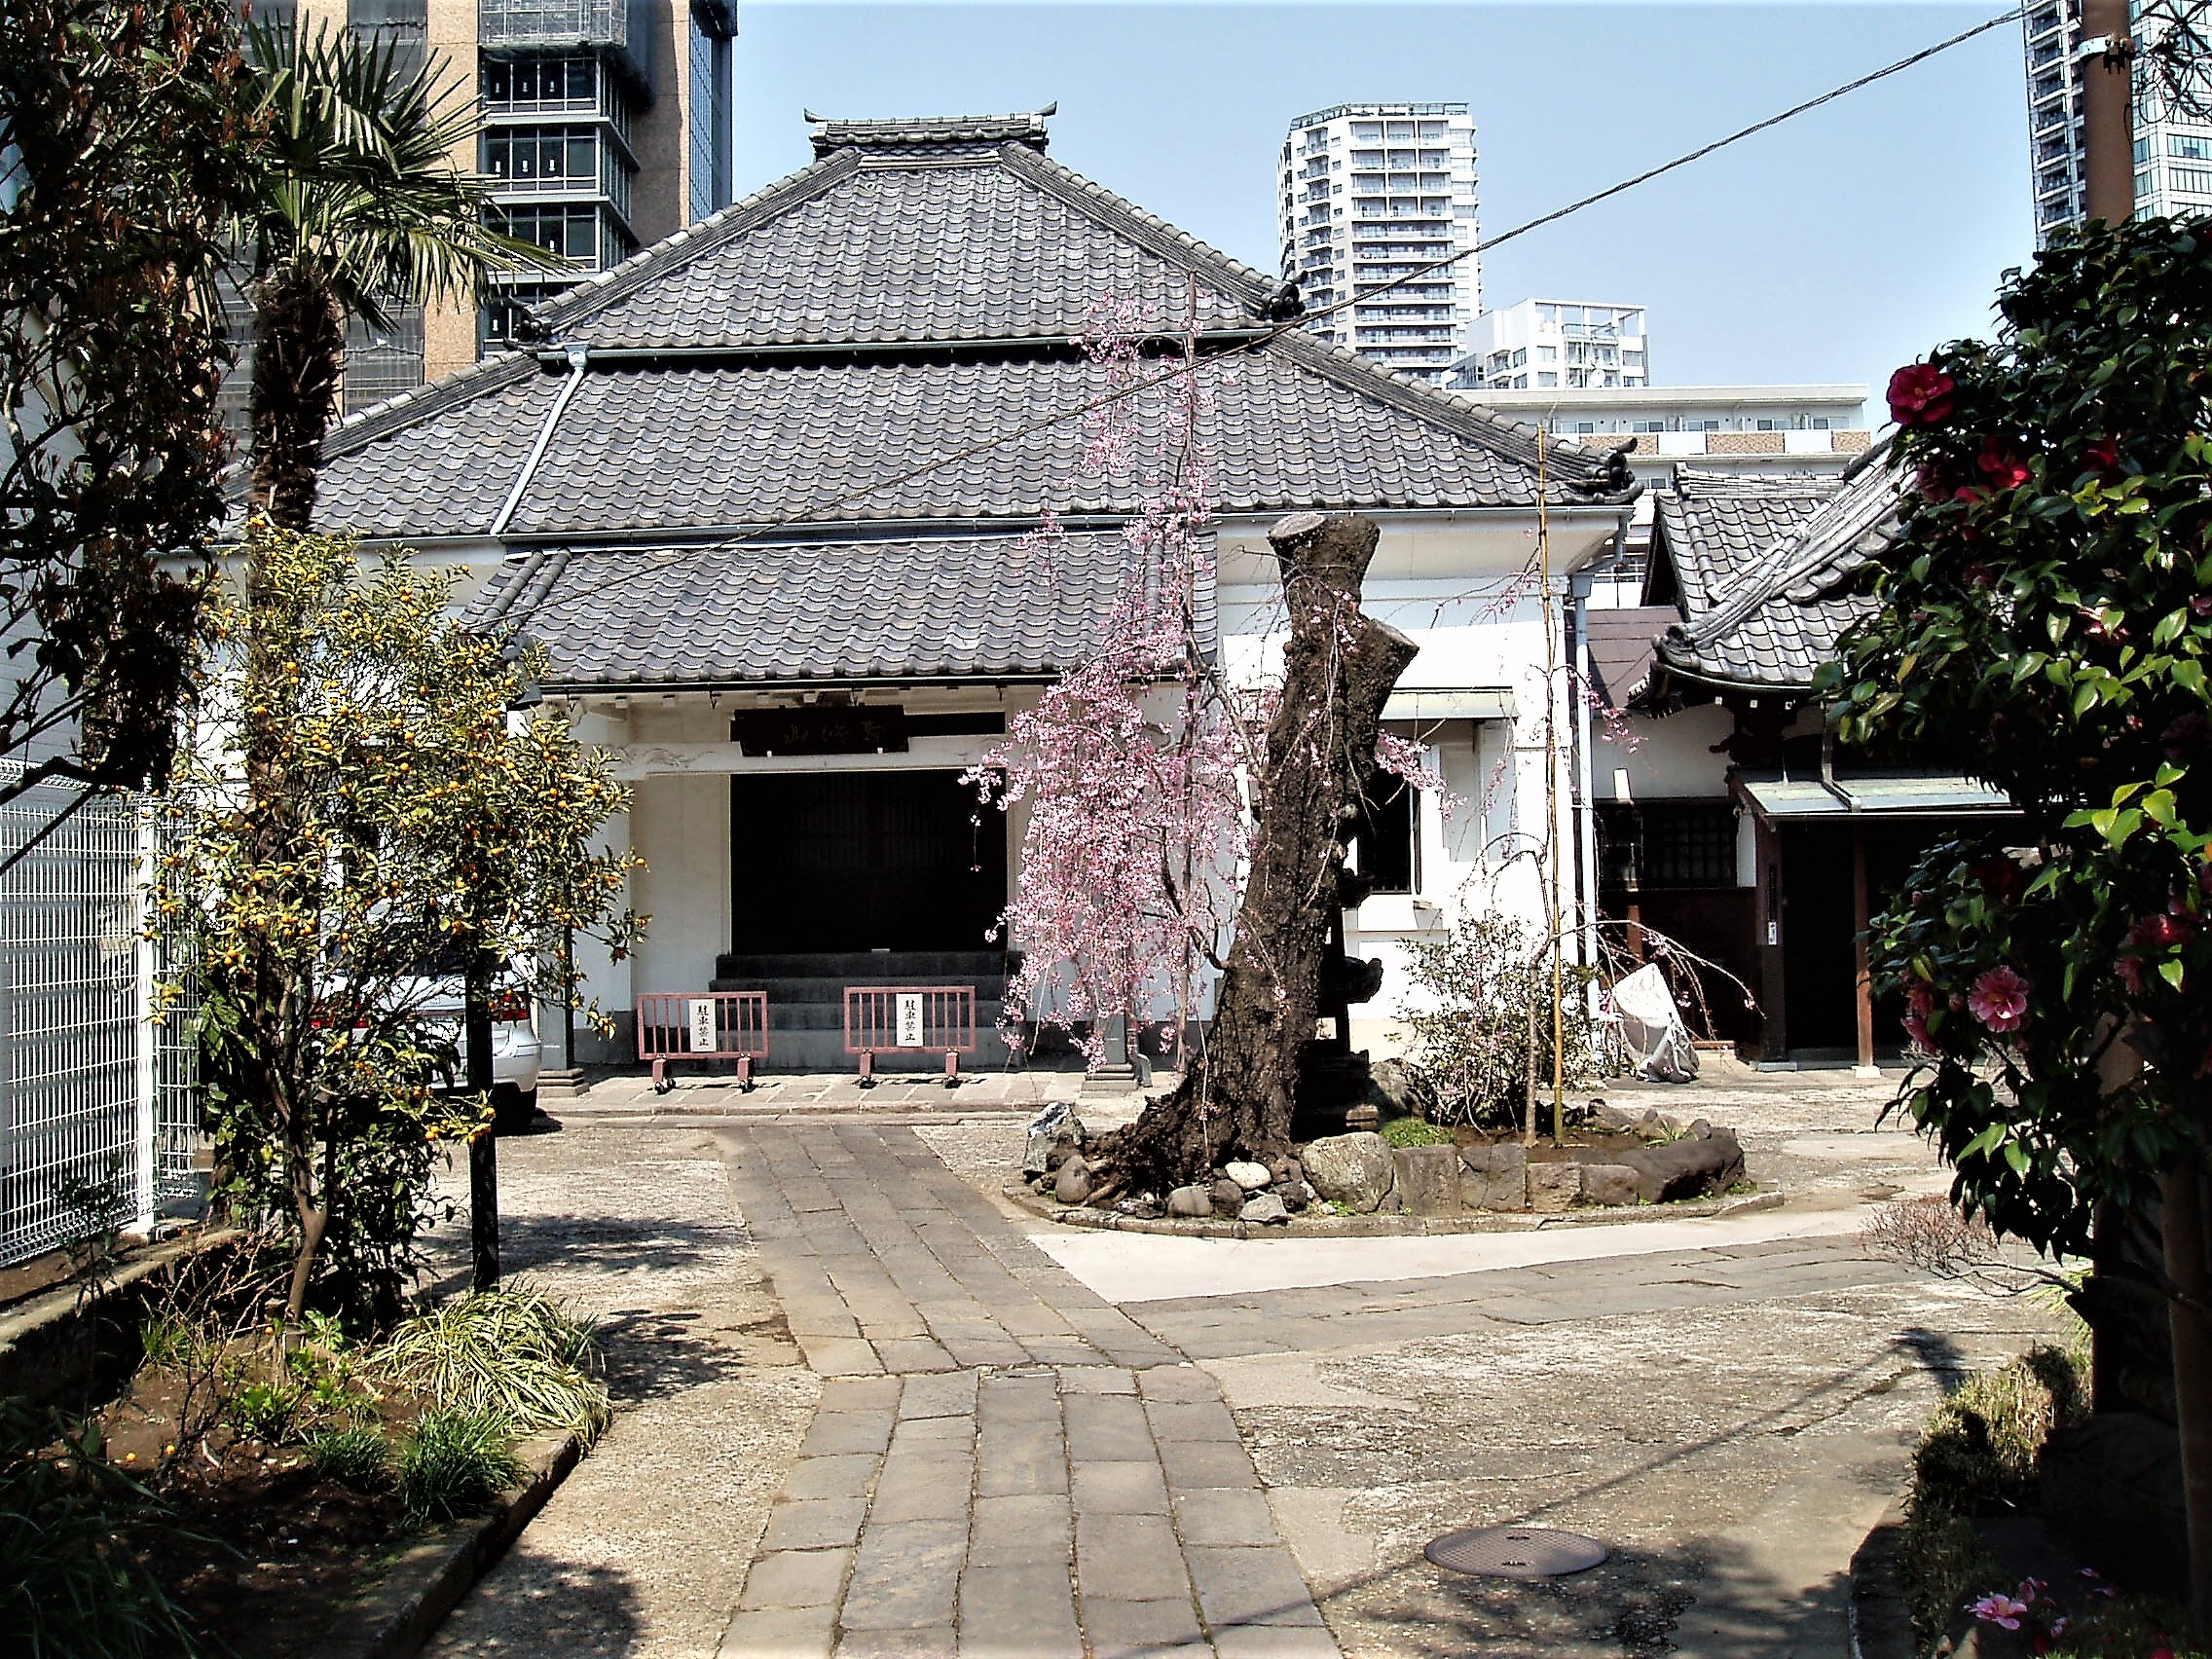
[161,529,641,1327]
[1822,216,2212,1620]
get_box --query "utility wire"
[504,5,2028,621]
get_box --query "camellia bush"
[163,530,641,1325]
[1822,216,2212,1619]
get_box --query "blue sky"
[730,2,2035,409]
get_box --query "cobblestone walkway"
[717,1124,1338,1659]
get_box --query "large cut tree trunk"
[247,260,344,534]
[1097,512,1417,1195]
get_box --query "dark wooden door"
[730,771,1005,952]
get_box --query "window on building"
[688,0,737,220]
[485,127,599,186]
[342,304,424,414]
[349,0,425,79]
[1536,344,1556,361]
[1352,776,1418,895]
[2173,132,2212,161]
[1602,803,1738,893]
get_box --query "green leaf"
[2160,959,2187,990]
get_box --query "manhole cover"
[1424,1526,1608,1579]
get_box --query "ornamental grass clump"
[1913,1344,2086,1515]
[306,1423,393,1491]
[381,1285,609,1444]
[395,1411,523,1527]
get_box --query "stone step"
[709,974,1006,1002]
[752,1024,1016,1072]
[714,950,1010,979]
[697,999,1007,1034]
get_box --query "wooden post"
[2161,1159,2212,1625]
[1852,826,1877,1077]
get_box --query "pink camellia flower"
[1970,1591,2032,1630]
[1889,362,1957,427]
[1969,966,2031,1033]
[1977,442,2033,490]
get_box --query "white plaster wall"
[629,773,732,998]
[1596,704,1736,802]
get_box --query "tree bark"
[2163,1154,2212,1626]
[1097,512,1417,1194]
[247,261,343,534]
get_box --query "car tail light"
[489,989,531,1023]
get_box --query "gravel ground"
[418,1121,818,1659]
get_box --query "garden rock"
[1688,1119,1714,1140]
[1392,1145,1460,1217]
[1280,1180,1311,1212]
[1225,1161,1272,1192]
[1619,1132,1745,1203]
[1590,1102,1641,1134]
[1268,1156,1303,1193]
[1528,1162,1581,1213]
[1166,1184,1213,1219]
[1209,1177,1246,1214]
[1460,1142,1528,1211]
[1301,1131,1395,1213]
[1634,1109,1681,1142]
[1580,1163,1640,1207]
[1054,1156,1094,1205]
[1366,1057,1422,1119]
[1023,1102,1085,1177]
[1238,1193,1290,1225]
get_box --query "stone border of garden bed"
[1001,1179,1785,1238]
[309,1426,582,1659]
[0,1227,244,1411]
[1848,1495,1919,1659]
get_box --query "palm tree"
[235,18,555,531]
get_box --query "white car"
[390,950,545,1133]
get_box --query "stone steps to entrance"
[711,952,1016,1074]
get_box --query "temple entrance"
[729,770,1006,954]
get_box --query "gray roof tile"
[1650,448,1902,694]
[463,528,1205,687]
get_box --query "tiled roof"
[462,528,1207,688]
[324,350,1615,541]
[1646,469,1839,616]
[1652,447,1903,695]
[806,108,1055,159]
[1583,607,1677,708]
[311,110,1631,543]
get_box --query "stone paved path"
[717,1124,1338,1659]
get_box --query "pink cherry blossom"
[1968,965,2031,1033]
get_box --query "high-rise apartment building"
[225,0,737,430]
[1452,298,1649,391]
[1276,102,1480,385]
[2025,0,2212,241]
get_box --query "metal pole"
[2081,0,2137,224]
[466,940,498,1291]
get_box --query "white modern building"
[1276,102,1480,385]
[2025,0,2212,240]
[1455,299,1649,391]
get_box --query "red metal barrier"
[635,991,769,1093]
[843,985,976,1087]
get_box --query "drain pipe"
[1569,565,1602,975]
[490,343,590,540]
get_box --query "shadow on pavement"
[430,1552,647,1658]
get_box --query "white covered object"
[1609,963,1699,1083]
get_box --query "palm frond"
[235,17,566,323]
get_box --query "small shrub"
[1912,1345,2086,1514]
[306,1424,392,1491]
[396,1411,523,1526]
[0,1403,203,1657]
[2046,1596,2205,1657]
[226,1381,302,1445]
[1398,915,1602,1128]
[1380,1117,1452,1148]
[382,1285,609,1443]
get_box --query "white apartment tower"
[2025,0,2212,242]
[1456,298,1649,391]
[1277,103,1480,385]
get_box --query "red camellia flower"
[2084,435,2120,475]
[1972,857,2025,903]
[1977,442,2032,490]
[1888,362,1957,427]
[1968,965,2031,1033]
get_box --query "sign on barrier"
[636,991,769,1093]
[844,985,975,1086]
